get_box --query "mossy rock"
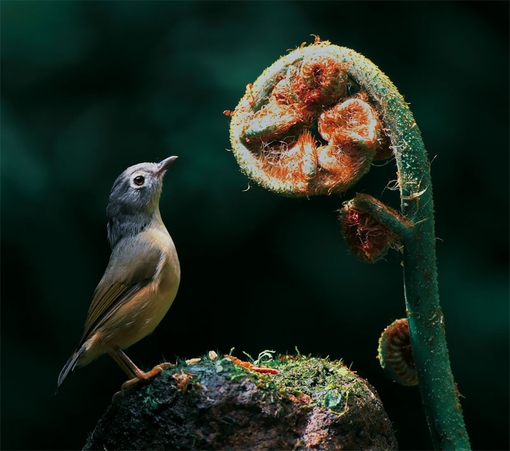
[84,353,397,450]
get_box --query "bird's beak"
[155,156,178,177]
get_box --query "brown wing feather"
[80,238,163,344]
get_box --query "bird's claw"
[111,362,176,401]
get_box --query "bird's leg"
[109,347,174,394]
[108,348,138,379]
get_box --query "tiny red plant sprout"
[224,355,252,369]
[378,318,418,387]
[224,355,279,375]
[251,367,279,375]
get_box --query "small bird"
[57,156,181,389]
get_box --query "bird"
[57,156,181,389]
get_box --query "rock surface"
[84,354,397,450]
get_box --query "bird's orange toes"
[136,361,175,382]
[112,362,176,400]
[152,362,176,373]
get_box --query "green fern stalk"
[341,47,469,450]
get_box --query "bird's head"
[106,156,178,246]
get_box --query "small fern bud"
[378,318,418,387]
[339,194,403,263]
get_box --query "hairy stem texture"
[342,46,470,450]
[228,40,470,450]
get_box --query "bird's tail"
[57,346,85,389]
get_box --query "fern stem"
[341,46,470,450]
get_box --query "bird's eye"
[133,175,145,186]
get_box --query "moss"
[238,354,373,415]
[84,352,397,450]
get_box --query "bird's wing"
[79,239,163,344]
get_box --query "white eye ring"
[131,174,145,187]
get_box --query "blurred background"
[2,1,508,450]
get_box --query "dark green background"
[2,1,508,450]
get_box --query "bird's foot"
[112,362,176,400]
